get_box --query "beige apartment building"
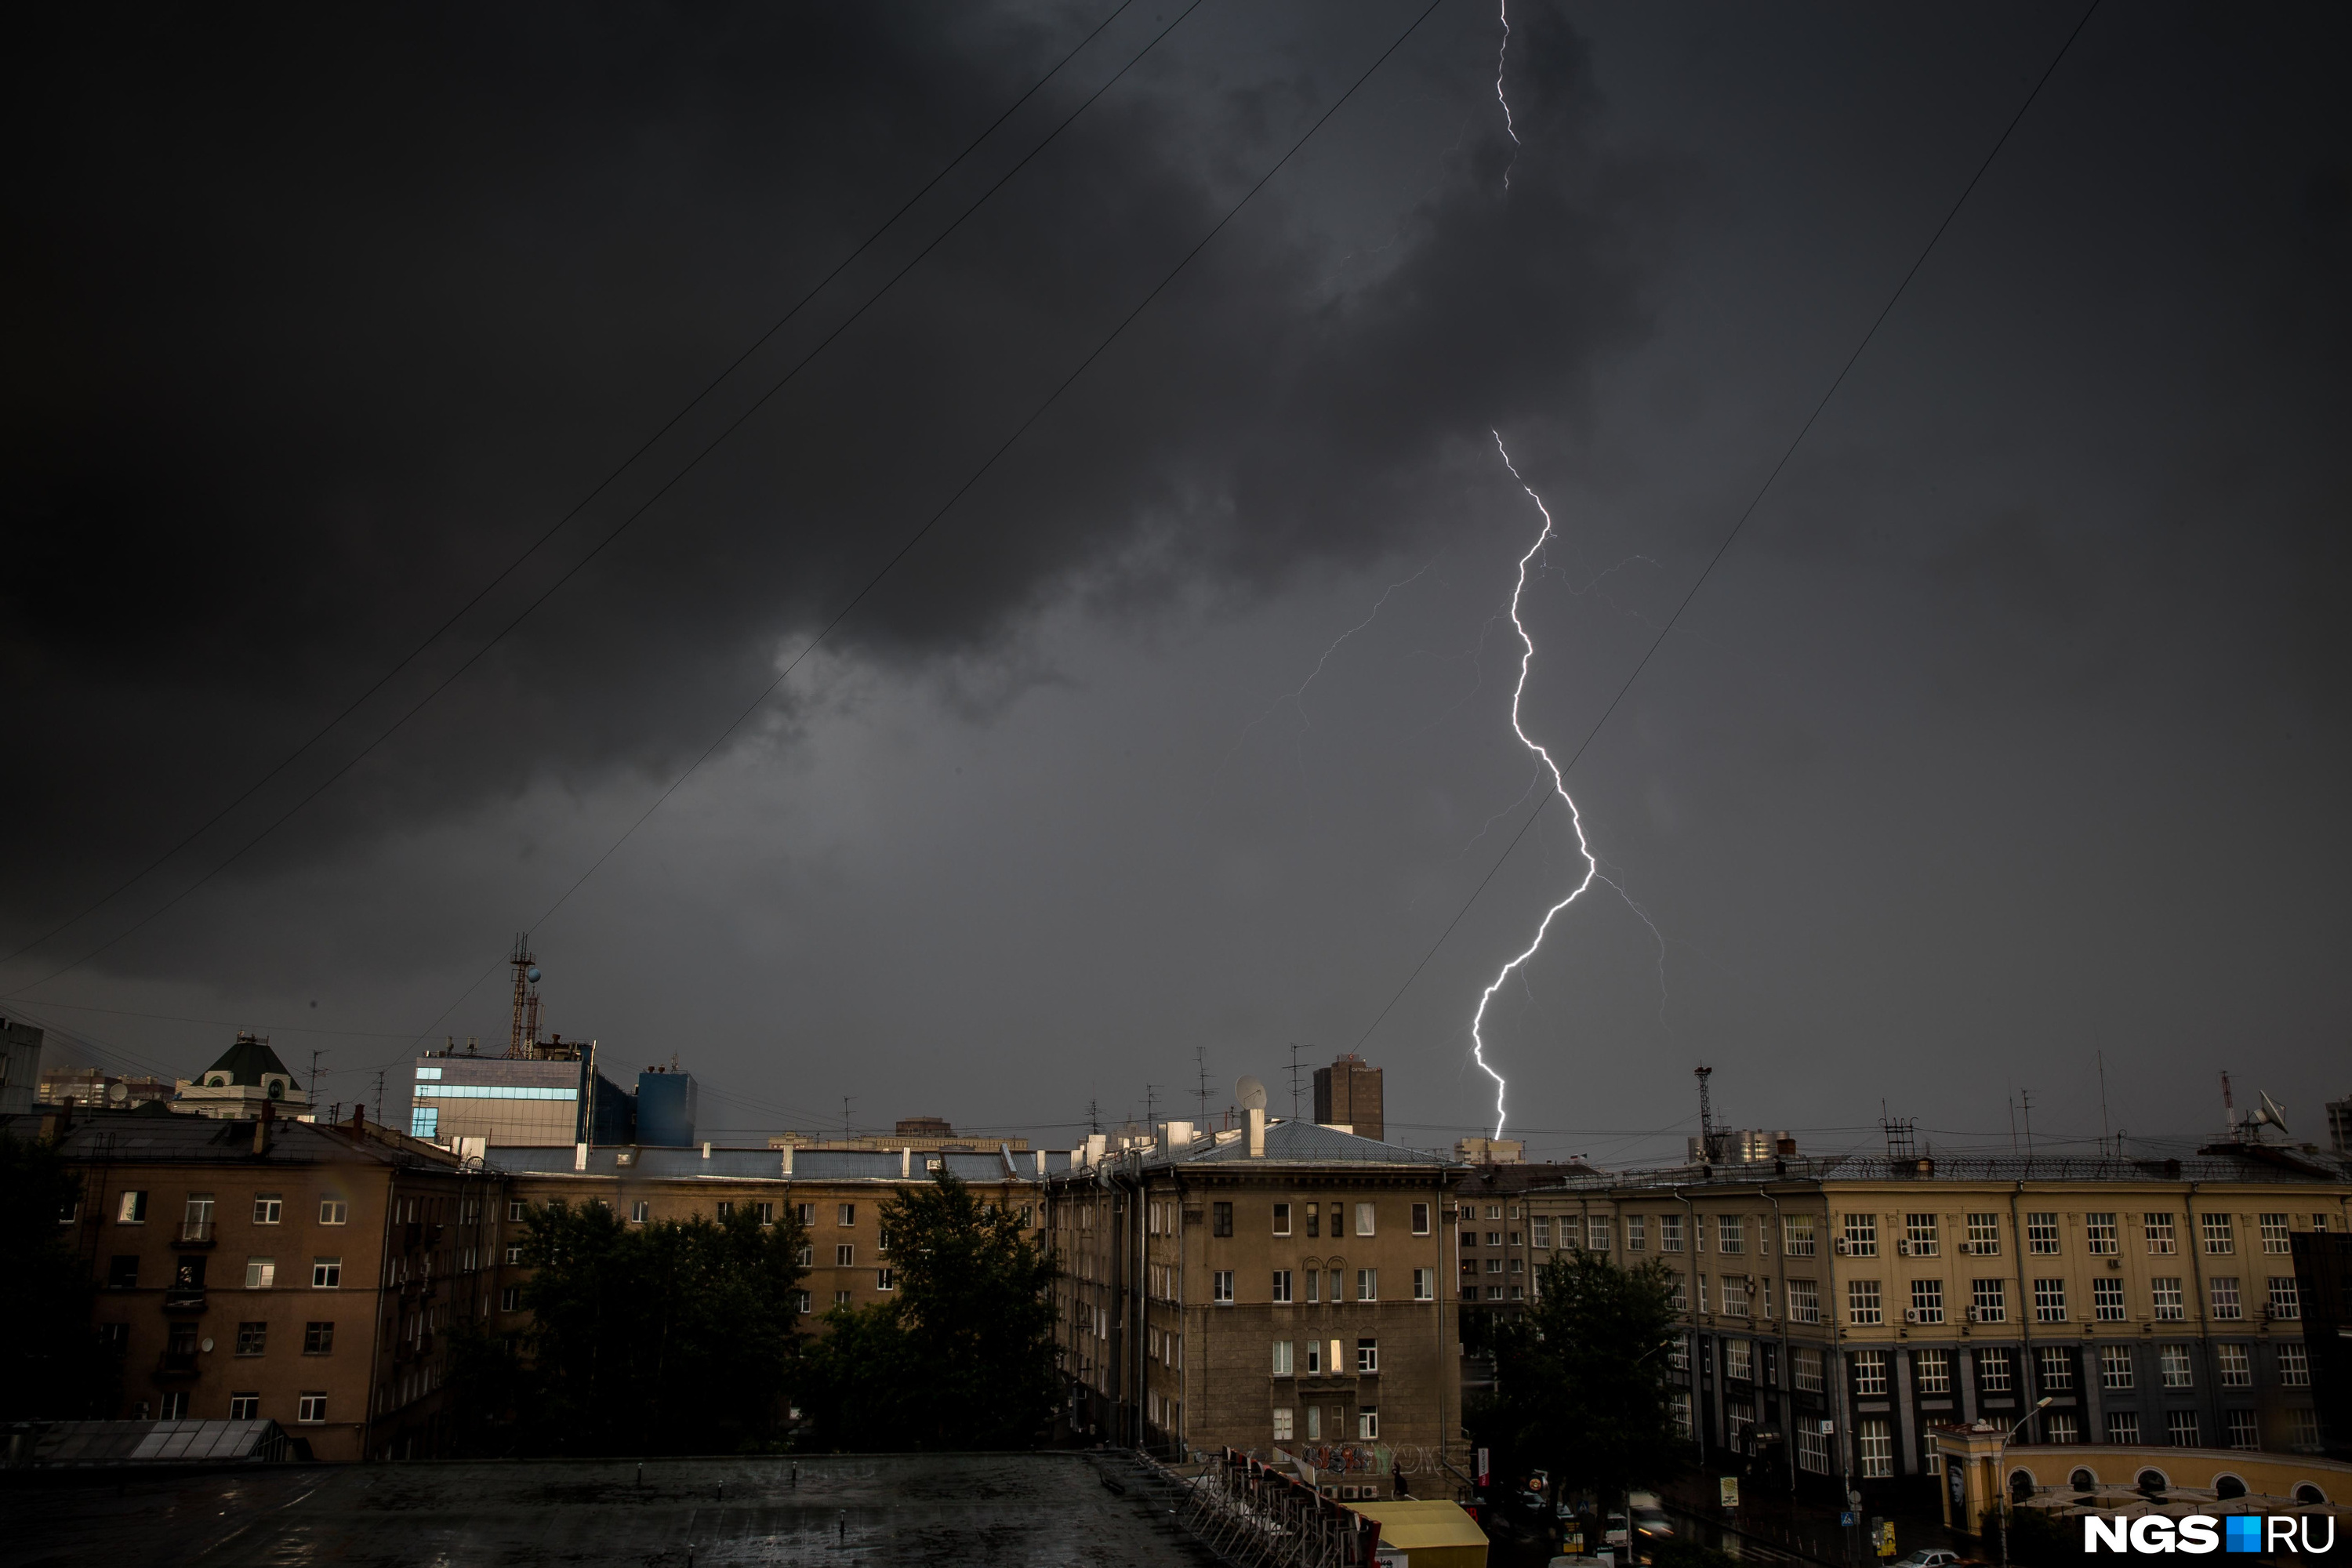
[1521,1143,2350,1505]
[26,1104,503,1462]
[1045,1115,1468,1489]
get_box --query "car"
[1632,1508,1675,1540]
[1891,1551,1961,1568]
[1604,1513,1630,1546]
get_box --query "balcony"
[173,1221,216,1249]
[162,1289,209,1313]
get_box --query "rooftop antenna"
[2007,1092,2019,1156]
[1693,1064,1719,1161]
[2020,1087,2036,1158]
[1086,1099,1102,1136]
[1881,1112,1918,1163]
[2096,1051,2111,1149]
[1145,1084,1160,1130]
[309,1049,325,1099]
[1196,1047,1210,1131]
[1288,1043,1305,1121]
[373,1070,385,1130]
[2220,1071,2236,1139]
[841,1096,855,1138]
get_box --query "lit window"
[244,1258,275,1290]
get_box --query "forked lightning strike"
[1468,434,1602,1139]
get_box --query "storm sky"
[5,1,2347,1164]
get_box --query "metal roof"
[22,1419,289,1467]
[5,1111,457,1170]
[484,1145,1042,1183]
[1535,1149,2352,1192]
[1156,1118,1455,1170]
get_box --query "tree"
[506,1200,808,1454]
[1471,1247,1684,1512]
[800,1171,1058,1450]
[0,1132,113,1419]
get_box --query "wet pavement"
[0,1452,1221,1568]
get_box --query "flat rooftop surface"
[0,1452,1217,1567]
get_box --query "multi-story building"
[1448,1154,1606,1398]
[1313,1054,1385,1142]
[405,1037,633,1148]
[173,1033,312,1119]
[37,1063,176,1111]
[1525,1144,2351,1507]
[24,1104,504,1461]
[2,1014,44,1114]
[1044,1114,1467,1485]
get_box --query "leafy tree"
[800,1171,1058,1450]
[0,1132,113,1418]
[1470,1247,1684,1515]
[507,1200,808,1454]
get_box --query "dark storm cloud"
[2,0,1661,935]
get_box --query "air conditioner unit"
[1898,1239,1913,1257]
[1834,1239,1851,1256]
[1965,1306,1983,1323]
[1904,1308,1921,1323]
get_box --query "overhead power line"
[1347,0,2105,1055]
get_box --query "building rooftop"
[5,1109,459,1171]
[1534,1145,2351,1191]
[192,1033,297,1088]
[1150,1117,1456,1171]
[485,1143,1041,1184]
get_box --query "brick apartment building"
[24,1105,503,1461]
[1044,1113,1468,1487]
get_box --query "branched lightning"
[1495,2,1520,189]
[1468,434,1602,1139]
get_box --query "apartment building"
[485,1141,1051,1327]
[1044,1115,1466,1483]
[26,1105,505,1461]
[1524,1145,2351,1506]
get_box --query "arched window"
[2136,1470,2169,1496]
[2070,1469,2097,1494]
[2009,1471,2034,1504]
[2294,1483,2326,1504]
[2213,1475,2247,1501]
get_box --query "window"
[1356,1269,1377,1302]
[1723,1278,1750,1318]
[755,1202,775,1226]
[107,1256,138,1290]
[1305,1205,1321,1240]
[234,1321,267,1356]
[833,1291,851,1307]
[1725,1339,1753,1381]
[1965,1213,2000,1254]
[1858,1419,1893,1479]
[1486,1205,1501,1221]
[1533,1217,1552,1247]
[630,1200,649,1224]
[1847,1279,1882,1325]
[1214,1271,1235,1304]
[2093,1278,2126,1322]
[2201,1213,2234,1254]
[1358,1410,1380,1441]
[117,1190,147,1224]
[1272,1407,1294,1442]
[2289,1410,2321,1449]
[1273,1270,1293,1304]
[1667,1338,1690,1371]
[1486,1232,1502,1248]
[1414,1269,1435,1301]
[2209,1277,2242,1319]
[1780,1214,1815,1256]
[1411,1203,1430,1236]
[2144,1212,2176,1254]
[410,1107,440,1139]
[1306,1270,1320,1304]
[252,1194,283,1225]
[1842,1213,1878,1257]
[500,1285,521,1312]
[797,1243,815,1265]
[1696,1275,1707,1312]
[2278,1343,2310,1387]
[1457,1203,1475,1221]
[796,1203,815,1226]
[1914,1348,1951,1394]
[229,1393,260,1421]
[1787,1279,1820,1323]
[1694,1214,1708,1253]
[1909,1279,1944,1324]
[877,1268,894,1291]
[1671,1389,1694,1441]
[2026,1212,2060,1254]
[1792,1347,1824,1393]
[2259,1213,2291,1254]
[2159,1345,2194,1388]
[1212,1202,1232,1237]
[1980,1347,2014,1394]
[2045,1411,2081,1445]
[180,1195,215,1241]
[1798,1426,1831,1474]
[2227,1410,2259,1450]
[1588,1217,1613,1252]
[303,1321,333,1354]
[296,1393,328,1425]
[1273,1203,1291,1236]
[1272,1339,1293,1376]
[244,1257,275,1290]
[2267,1277,2300,1319]
[319,1200,348,1226]
[1668,1276,1687,1313]
[2167,1411,2200,1447]
[2100,1345,2136,1390]
[2216,1344,2252,1388]
[1304,1341,1322,1375]
[2034,1278,2067,1322]
[1853,1349,1889,1396]
[311,1258,341,1289]
[1356,1338,1378,1374]
[838,1204,855,1226]
[1719,1215,1744,1254]
[830,1243,854,1267]
[1627,1214,1647,1251]
[2151,1276,2184,1319]
[1355,1203,1375,1237]
[794,1291,811,1316]
[2038,1347,2074,1390]
[1660,1214,1684,1253]
[715,1202,734,1220]
[1970,1278,2007,1323]
[1902,1214,1936,1256]
[2105,1412,2140,1445]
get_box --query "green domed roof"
[198,1033,296,1088]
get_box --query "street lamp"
[1996,1397,2056,1568]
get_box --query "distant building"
[406,1036,632,1149]
[2330,1094,2350,1159]
[1,1015,44,1115]
[1312,1053,1384,1142]
[768,1116,1030,1155]
[175,1035,311,1120]
[1454,1137,1523,1165]
[39,1064,176,1111]
[634,1067,698,1147]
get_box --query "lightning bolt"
[1495,2,1519,189]
[1468,434,1601,1140]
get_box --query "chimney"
[780,1145,794,1177]
[253,1098,274,1156]
[1247,1107,1265,1158]
[900,1147,912,1179]
[573,1142,588,1171]
[701,1140,711,1161]
[1034,1149,1047,1176]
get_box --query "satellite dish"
[526,966,542,983]
[107,1081,129,1104]
[2254,1091,2290,1138]
[1236,1075,1268,1113]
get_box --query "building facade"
[27,1105,504,1461]
[1045,1115,1468,1486]
[405,1039,633,1148]
[1312,1054,1385,1143]
[2,1015,44,1114]
[1523,1148,2351,1507]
